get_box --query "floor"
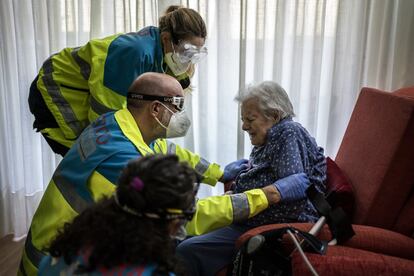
[0,234,25,276]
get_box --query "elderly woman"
[176,81,327,276]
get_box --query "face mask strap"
[153,101,173,130]
[154,115,168,130]
[171,40,178,55]
[115,191,194,221]
[157,101,174,114]
[169,41,181,65]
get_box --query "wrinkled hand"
[273,173,310,202]
[261,184,281,205]
[222,159,249,182]
[223,180,235,193]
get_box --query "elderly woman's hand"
[261,185,282,205]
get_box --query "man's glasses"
[127,93,185,111]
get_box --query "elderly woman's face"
[241,98,277,146]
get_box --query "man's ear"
[149,101,161,117]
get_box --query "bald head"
[126,73,186,144]
[128,72,183,98]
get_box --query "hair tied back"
[131,176,144,191]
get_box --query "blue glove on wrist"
[222,159,249,182]
[273,173,310,202]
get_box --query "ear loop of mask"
[153,102,174,130]
[171,41,183,63]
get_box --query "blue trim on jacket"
[104,26,164,96]
[56,111,141,204]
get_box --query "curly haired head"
[116,154,197,214]
[47,154,198,275]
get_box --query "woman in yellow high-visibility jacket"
[28,5,207,156]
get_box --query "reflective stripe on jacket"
[36,26,163,146]
[186,189,269,236]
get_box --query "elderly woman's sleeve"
[273,131,305,178]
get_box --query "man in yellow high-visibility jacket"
[20,72,306,275]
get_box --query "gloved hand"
[273,173,310,202]
[222,159,249,182]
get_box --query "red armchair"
[231,86,414,275]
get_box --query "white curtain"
[182,0,414,197]
[0,0,158,239]
[1,0,413,239]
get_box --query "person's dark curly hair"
[46,154,198,275]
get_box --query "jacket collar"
[114,108,155,156]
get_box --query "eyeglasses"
[115,179,200,222]
[174,41,208,64]
[127,93,185,111]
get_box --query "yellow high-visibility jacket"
[35,26,164,149]
[19,109,268,275]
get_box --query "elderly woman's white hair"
[235,81,295,121]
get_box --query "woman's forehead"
[241,98,261,114]
[183,36,205,47]
[242,98,259,108]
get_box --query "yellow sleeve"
[185,189,269,236]
[172,142,224,186]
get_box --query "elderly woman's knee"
[176,237,198,255]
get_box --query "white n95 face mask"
[155,103,191,138]
[164,52,190,76]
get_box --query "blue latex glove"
[222,159,249,182]
[273,173,310,202]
